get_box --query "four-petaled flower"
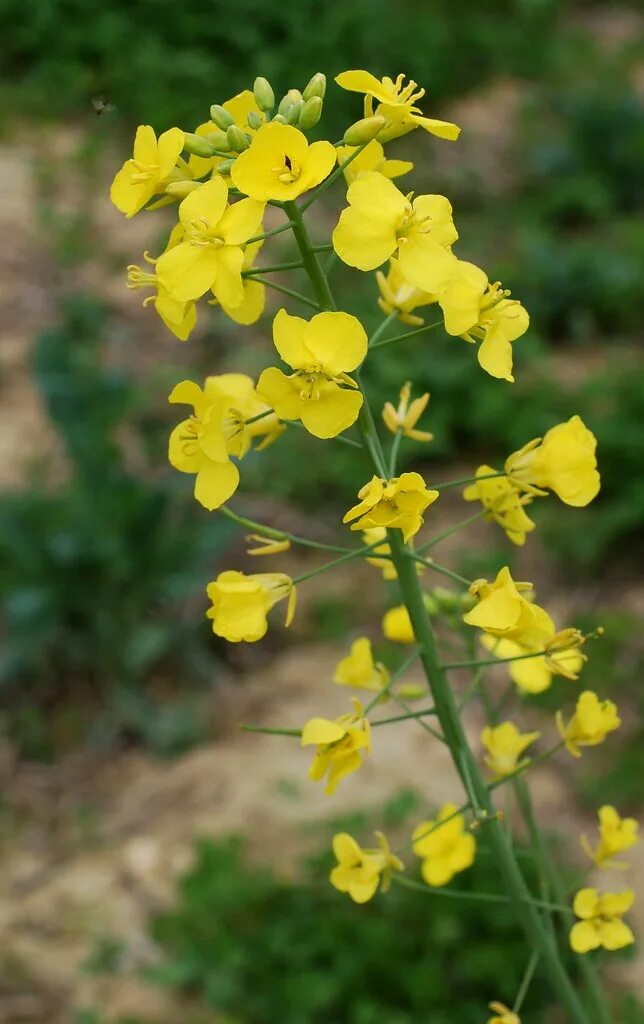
[111,125,188,217]
[344,472,439,543]
[463,566,554,647]
[257,308,367,438]
[412,803,476,886]
[336,70,460,142]
[581,805,639,870]
[334,637,390,693]
[301,698,371,794]
[481,721,541,778]
[570,888,635,954]
[463,466,535,546]
[480,628,586,694]
[330,831,404,903]
[505,416,600,507]
[231,122,336,201]
[556,690,621,757]
[206,570,295,643]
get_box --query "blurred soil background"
[1,2,644,1022]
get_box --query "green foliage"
[0,295,231,757]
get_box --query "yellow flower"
[376,258,436,326]
[570,888,635,954]
[487,1002,520,1024]
[336,70,460,143]
[382,382,433,442]
[206,570,295,643]
[505,416,600,507]
[110,125,187,217]
[127,241,197,341]
[301,698,371,794]
[257,308,367,439]
[344,472,439,543]
[188,89,262,179]
[382,604,416,644]
[481,721,541,778]
[209,240,265,325]
[581,806,640,870]
[412,804,476,886]
[245,535,291,557]
[332,172,457,290]
[231,122,336,201]
[438,262,529,382]
[156,177,265,304]
[205,371,284,457]
[334,637,390,693]
[556,691,621,758]
[463,466,535,546]
[167,380,239,510]
[336,139,413,185]
[362,527,396,580]
[480,630,586,694]
[463,567,554,647]
[330,831,404,903]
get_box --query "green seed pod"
[247,110,262,130]
[227,124,251,151]
[205,129,231,152]
[298,95,323,129]
[286,99,303,125]
[253,77,275,113]
[209,104,235,130]
[343,115,387,146]
[182,133,216,158]
[303,72,326,101]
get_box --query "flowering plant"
[114,69,635,1022]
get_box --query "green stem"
[246,219,295,244]
[259,279,320,310]
[292,541,386,584]
[410,553,472,588]
[513,951,540,1014]
[219,505,353,554]
[363,647,422,714]
[370,319,444,350]
[368,311,399,349]
[243,259,305,275]
[283,201,337,311]
[416,510,486,553]
[443,649,553,670]
[392,874,570,914]
[389,428,404,476]
[430,470,506,491]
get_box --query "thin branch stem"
[416,510,486,553]
[219,505,353,554]
[409,553,472,588]
[243,259,305,276]
[431,470,506,491]
[259,279,320,310]
[246,220,296,244]
[370,319,444,350]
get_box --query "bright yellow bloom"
[188,89,262,179]
[438,263,529,382]
[570,888,635,953]
[382,382,433,442]
[581,806,640,870]
[412,804,476,887]
[210,240,265,325]
[556,691,621,758]
[245,534,291,557]
[361,527,395,580]
[334,637,389,693]
[127,246,197,341]
[206,372,284,457]
[344,472,439,543]
[330,831,404,903]
[231,122,336,201]
[336,70,460,143]
[110,125,187,217]
[376,258,436,326]
[480,631,586,694]
[481,721,541,778]
[167,380,239,510]
[463,466,535,546]
[206,570,295,643]
[487,1002,520,1024]
[156,178,264,304]
[257,308,367,439]
[505,416,600,507]
[463,567,554,647]
[336,139,413,186]
[382,604,415,644]
[301,698,371,794]
[332,172,457,290]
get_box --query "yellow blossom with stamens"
[207,239,266,325]
[231,122,336,201]
[505,416,600,507]
[206,570,295,643]
[412,803,476,886]
[481,721,541,778]
[376,258,436,326]
[336,139,413,185]
[333,172,458,290]
[382,604,416,644]
[336,70,460,142]
[257,308,367,439]
[570,888,635,953]
[204,372,283,457]
[344,473,439,543]
[110,125,188,218]
[167,380,239,510]
[127,254,197,342]
[480,628,586,694]
[463,465,535,546]
[334,637,389,693]
[556,691,621,758]
[245,535,291,557]
[156,177,265,305]
[581,806,639,869]
[330,831,404,903]
[463,567,554,647]
[488,1002,520,1024]
[382,382,433,442]
[188,89,262,179]
[301,698,371,794]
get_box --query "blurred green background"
[1,1,643,1022]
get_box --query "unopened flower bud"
[205,129,231,151]
[303,72,326,101]
[164,180,202,198]
[271,113,288,125]
[226,125,250,152]
[253,77,275,113]
[343,115,387,146]
[277,93,295,119]
[247,110,262,130]
[286,99,303,125]
[216,158,235,175]
[182,133,216,158]
[209,104,235,130]
[299,95,323,129]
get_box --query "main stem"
[288,199,592,1024]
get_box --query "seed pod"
[303,73,326,101]
[343,115,387,146]
[298,96,323,130]
[182,133,217,158]
[227,125,251,151]
[253,77,275,113]
[209,104,235,130]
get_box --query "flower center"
[185,218,225,248]
[296,368,325,401]
[129,158,158,183]
[275,153,301,185]
[179,415,201,457]
[395,199,431,244]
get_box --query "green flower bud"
[209,104,235,130]
[216,158,235,176]
[247,110,262,130]
[205,129,231,152]
[271,114,288,125]
[226,125,251,152]
[277,93,295,119]
[253,77,275,113]
[182,133,216,158]
[303,72,326,101]
[298,95,323,129]
[343,115,387,146]
[164,180,202,198]
[286,99,303,125]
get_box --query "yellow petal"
[157,243,221,302]
[300,382,363,439]
[304,311,368,375]
[178,177,229,229]
[218,198,265,246]
[301,718,346,746]
[211,245,245,309]
[194,459,239,511]
[156,127,186,179]
[256,366,303,421]
[272,307,313,369]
